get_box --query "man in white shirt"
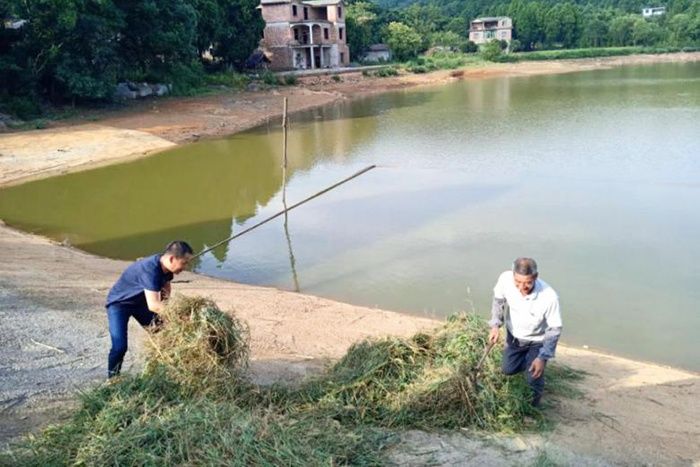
[488,257,562,407]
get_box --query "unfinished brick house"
[258,0,350,70]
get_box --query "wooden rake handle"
[473,341,496,374]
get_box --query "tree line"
[347,0,700,60]
[0,0,263,117]
[1,0,699,117]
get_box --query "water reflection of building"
[253,104,379,167]
[462,77,512,113]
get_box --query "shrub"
[407,64,428,73]
[480,40,504,62]
[204,72,250,89]
[462,41,479,53]
[1,96,42,120]
[260,69,278,85]
[374,67,399,77]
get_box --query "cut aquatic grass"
[294,314,550,432]
[1,297,583,465]
[1,370,386,466]
[145,295,250,396]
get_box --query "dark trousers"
[107,304,159,377]
[502,331,546,406]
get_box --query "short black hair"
[513,257,538,276]
[164,240,193,258]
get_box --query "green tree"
[189,0,225,57]
[445,16,468,36]
[429,30,464,49]
[668,12,700,45]
[346,1,379,59]
[480,39,503,61]
[509,0,545,50]
[11,0,124,103]
[632,17,665,45]
[544,3,581,48]
[580,7,612,47]
[609,14,637,46]
[212,0,265,69]
[384,21,422,60]
[115,0,199,84]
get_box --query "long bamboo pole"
[192,164,377,259]
[281,97,289,206]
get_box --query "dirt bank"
[1,224,698,465]
[1,52,699,188]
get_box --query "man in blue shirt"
[106,240,193,378]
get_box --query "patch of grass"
[260,69,278,86]
[514,46,697,61]
[284,75,298,85]
[531,450,560,467]
[405,51,482,74]
[373,66,399,77]
[203,72,250,90]
[331,74,342,82]
[1,297,583,465]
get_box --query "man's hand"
[488,326,500,345]
[529,357,546,379]
[161,282,171,300]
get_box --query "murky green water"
[2,62,699,370]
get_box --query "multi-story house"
[469,17,513,45]
[642,6,666,17]
[259,0,350,70]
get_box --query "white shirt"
[493,270,562,342]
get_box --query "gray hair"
[513,257,538,276]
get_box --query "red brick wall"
[261,3,292,22]
[263,23,292,47]
[269,46,294,70]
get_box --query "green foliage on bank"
[513,45,700,60]
[1,296,583,466]
[405,51,481,72]
[0,0,264,118]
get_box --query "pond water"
[2,62,699,371]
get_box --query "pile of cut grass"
[144,295,249,396]
[292,314,581,432]
[1,296,582,466]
